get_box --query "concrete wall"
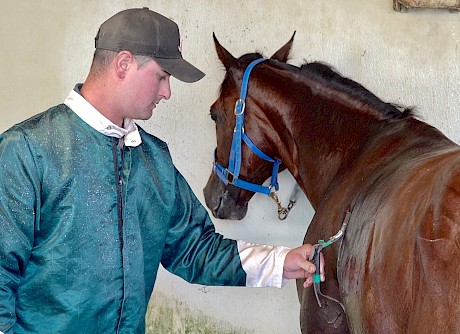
[1,1,458,333]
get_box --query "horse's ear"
[270,31,296,63]
[213,33,237,70]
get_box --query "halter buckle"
[234,99,246,116]
[226,169,236,184]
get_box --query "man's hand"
[283,244,325,288]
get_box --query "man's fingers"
[301,261,316,274]
[303,277,313,288]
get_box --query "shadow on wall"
[147,292,256,334]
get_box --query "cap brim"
[154,58,205,83]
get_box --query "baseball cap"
[95,7,205,83]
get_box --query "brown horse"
[203,34,460,333]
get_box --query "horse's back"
[340,143,460,333]
[406,148,460,333]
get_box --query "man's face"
[124,58,171,120]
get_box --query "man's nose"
[161,79,171,100]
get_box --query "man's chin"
[141,108,154,120]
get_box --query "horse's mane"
[299,61,414,120]
[237,53,415,121]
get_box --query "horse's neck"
[280,106,454,210]
[258,62,457,211]
[276,105,377,210]
[256,66,377,208]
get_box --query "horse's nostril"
[212,196,223,217]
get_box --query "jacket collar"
[64,84,142,147]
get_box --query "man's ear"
[115,51,134,79]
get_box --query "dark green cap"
[95,7,205,83]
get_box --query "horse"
[202,33,460,333]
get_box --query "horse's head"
[203,33,295,220]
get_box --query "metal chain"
[269,191,296,220]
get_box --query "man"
[0,8,323,333]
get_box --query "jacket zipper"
[112,137,125,332]
[112,137,125,249]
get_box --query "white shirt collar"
[64,86,142,147]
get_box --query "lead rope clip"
[309,211,351,310]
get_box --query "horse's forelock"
[218,53,263,98]
[238,52,264,63]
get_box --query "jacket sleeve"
[0,128,39,334]
[160,168,290,288]
[161,169,247,286]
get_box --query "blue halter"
[213,58,282,196]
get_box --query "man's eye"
[157,72,170,80]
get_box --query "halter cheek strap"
[213,58,282,196]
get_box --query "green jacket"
[0,105,246,333]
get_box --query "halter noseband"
[213,58,282,196]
